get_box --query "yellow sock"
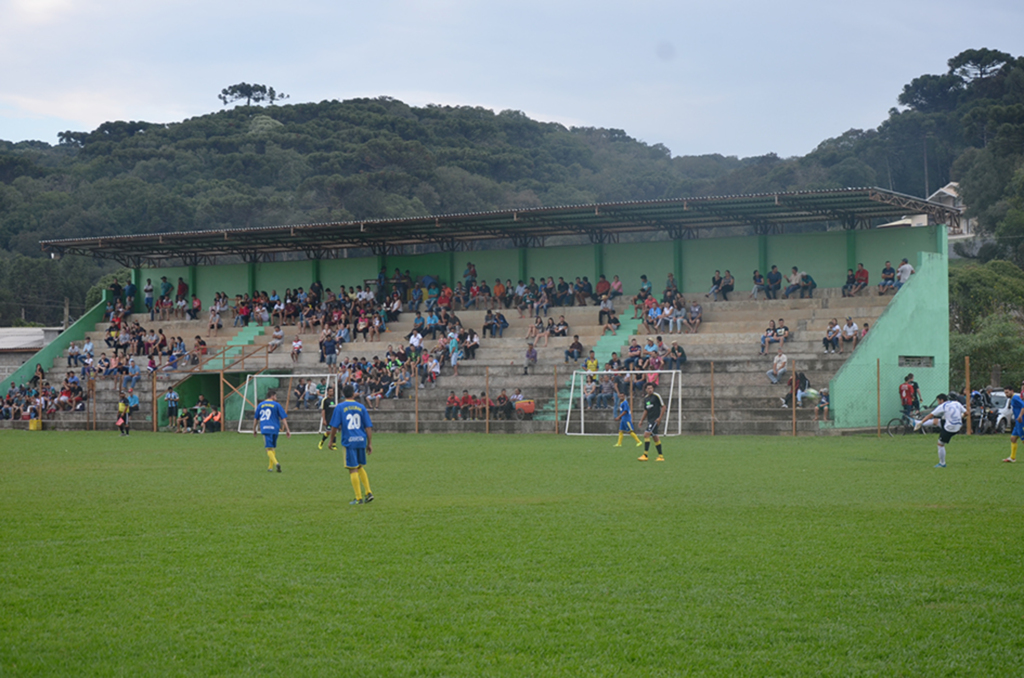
[350,472,363,500]
[1012,441,1018,461]
[617,431,624,445]
[358,467,372,495]
[631,432,642,444]
[267,449,278,469]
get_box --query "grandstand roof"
[40,187,961,268]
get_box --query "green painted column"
[518,248,527,283]
[247,263,256,296]
[187,266,197,300]
[448,252,455,287]
[673,239,683,294]
[311,258,321,287]
[846,230,857,271]
[594,243,604,280]
[758,235,768,277]
[130,268,142,313]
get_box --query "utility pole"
[64,298,70,330]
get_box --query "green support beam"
[311,258,321,287]
[846,230,857,272]
[518,248,527,284]
[247,263,256,296]
[594,243,604,281]
[673,239,683,295]
[187,266,197,301]
[758,235,768,279]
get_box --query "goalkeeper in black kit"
[637,382,665,462]
[318,386,336,450]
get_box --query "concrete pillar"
[673,239,683,294]
[130,268,142,313]
[187,266,197,300]
[311,258,321,288]
[846,230,857,271]
[594,243,604,281]
[518,248,527,284]
[247,263,256,296]
[758,235,768,278]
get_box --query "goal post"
[235,373,338,434]
[564,370,683,436]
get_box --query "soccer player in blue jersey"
[328,384,375,505]
[1003,384,1024,463]
[253,390,290,472]
[614,397,643,448]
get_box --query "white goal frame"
[236,373,339,434]
[564,370,683,436]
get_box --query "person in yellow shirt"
[584,351,599,373]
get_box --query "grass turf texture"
[1,431,1023,677]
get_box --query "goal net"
[564,370,683,436]
[234,373,339,434]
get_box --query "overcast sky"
[1,0,1022,158]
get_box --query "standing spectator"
[143,279,154,318]
[765,265,782,300]
[878,261,896,294]
[767,348,788,384]
[896,258,915,290]
[899,375,916,418]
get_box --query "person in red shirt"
[445,391,461,420]
[474,392,494,420]
[899,374,916,418]
[189,295,202,320]
[852,263,869,295]
[460,390,473,420]
[592,275,611,303]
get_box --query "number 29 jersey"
[329,400,373,447]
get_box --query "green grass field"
[2,430,1023,676]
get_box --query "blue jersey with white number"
[255,400,287,434]
[330,400,373,447]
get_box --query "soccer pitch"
[2,431,1023,676]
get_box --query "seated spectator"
[622,338,642,370]
[781,372,810,408]
[524,342,538,375]
[564,335,584,364]
[822,319,840,354]
[268,326,284,353]
[495,389,514,420]
[459,390,473,420]
[814,388,830,422]
[765,265,782,299]
[593,275,611,303]
[609,275,624,299]
[841,269,857,297]
[750,270,767,300]
[444,391,461,420]
[643,302,662,334]
[719,270,735,301]
[852,263,869,295]
[665,341,687,370]
[861,322,870,339]
[767,348,788,384]
[840,317,859,353]
[685,301,702,334]
[67,342,81,367]
[602,309,621,336]
[798,271,817,298]
[782,268,802,298]
[878,260,896,294]
[552,315,569,337]
[291,335,303,362]
[584,377,598,409]
[705,270,723,300]
[598,296,615,325]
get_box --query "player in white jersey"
[915,393,966,468]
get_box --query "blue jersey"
[618,400,633,425]
[1012,394,1024,420]
[255,400,287,434]
[330,400,373,447]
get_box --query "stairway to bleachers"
[6,289,893,434]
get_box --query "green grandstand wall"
[828,235,950,429]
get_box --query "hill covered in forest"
[1,48,1024,326]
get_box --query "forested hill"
[1,48,1024,326]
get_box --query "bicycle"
[886,409,928,437]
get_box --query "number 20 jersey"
[329,401,373,447]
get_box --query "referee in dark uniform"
[638,382,665,461]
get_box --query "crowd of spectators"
[2,373,88,421]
